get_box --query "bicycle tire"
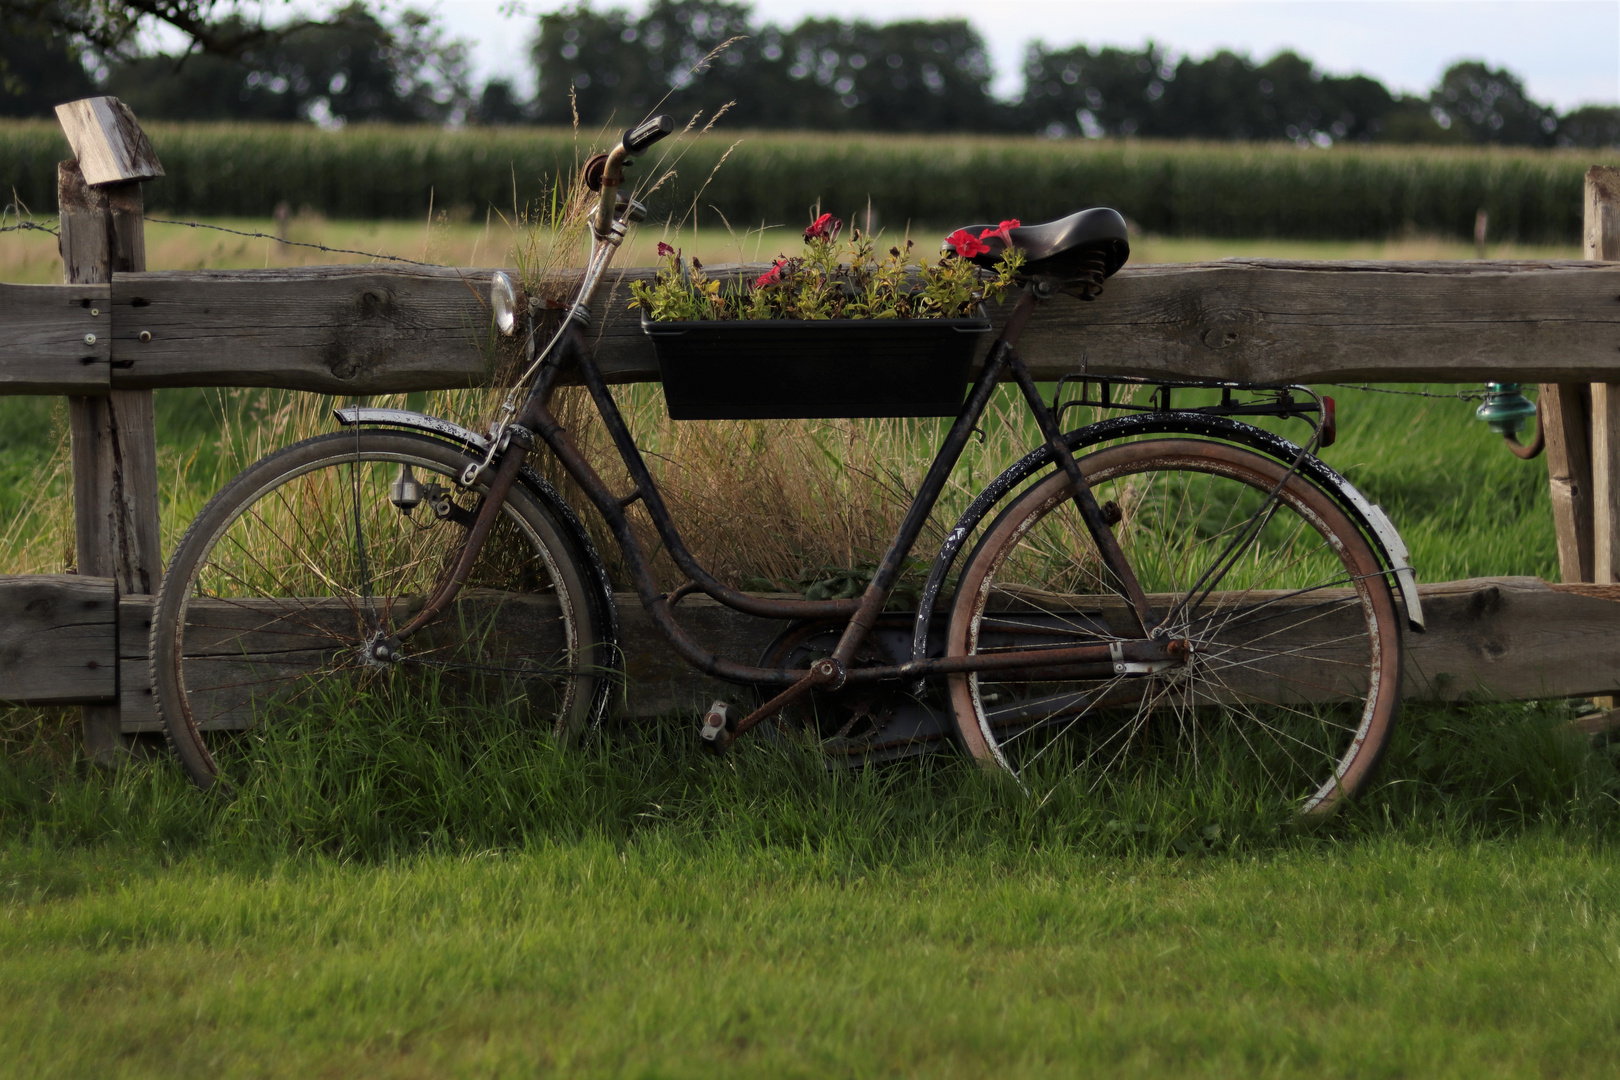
[945,438,1402,818]
[150,429,608,791]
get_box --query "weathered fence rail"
[5,575,1620,723]
[6,96,1620,759]
[9,259,1620,396]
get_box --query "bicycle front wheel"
[150,429,608,791]
[946,438,1402,818]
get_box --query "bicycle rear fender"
[912,411,1425,667]
[332,405,621,684]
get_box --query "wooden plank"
[1589,167,1620,584]
[113,591,788,732]
[1539,383,1595,582]
[1594,384,1620,583]
[990,258,1620,385]
[82,259,1620,393]
[53,97,163,186]
[587,260,1620,384]
[109,266,500,394]
[1405,577,1620,701]
[118,595,157,732]
[53,578,1620,734]
[0,576,117,704]
[0,283,111,394]
[617,596,790,717]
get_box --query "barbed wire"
[1328,383,1491,401]
[0,217,1549,408]
[141,216,451,267]
[2,198,58,236]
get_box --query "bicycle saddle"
[947,207,1130,295]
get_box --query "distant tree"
[1557,104,1620,149]
[1015,41,1167,137]
[772,17,1002,131]
[1375,96,1461,143]
[1021,41,1405,143]
[1,0,355,60]
[0,15,95,116]
[1429,61,1557,145]
[635,0,758,122]
[531,0,757,127]
[529,2,1005,132]
[100,4,472,124]
[472,79,531,126]
[532,3,640,125]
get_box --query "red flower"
[804,213,843,242]
[945,228,990,259]
[657,241,676,257]
[754,259,787,288]
[979,219,1020,244]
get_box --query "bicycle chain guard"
[755,618,952,765]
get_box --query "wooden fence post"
[1537,165,1620,587]
[1541,383,1594,582]
[1588,167,1620,585]
[54,97,164,764]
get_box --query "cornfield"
[4,120,1614,242]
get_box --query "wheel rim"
[164,440,589,774]
[947,440,1400,817]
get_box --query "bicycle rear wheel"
[946,438,1402,817]
[150,429,607,791]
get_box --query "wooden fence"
[6,97,1620,761]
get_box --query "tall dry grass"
[65,122,1063,602]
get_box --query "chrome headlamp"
[490,271,517,336]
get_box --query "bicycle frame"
[525,294,1174,673]
[387,197,1178,743]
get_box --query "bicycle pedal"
[698,701,731,748]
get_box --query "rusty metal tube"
[394,432,531,641]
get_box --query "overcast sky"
[414,0,1620,111]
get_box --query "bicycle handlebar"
[622,114,675,155]
[591,114,674,236]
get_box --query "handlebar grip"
[622,114,675,155]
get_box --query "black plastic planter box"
[640,311,993,420]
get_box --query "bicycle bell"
[490,271,518,336]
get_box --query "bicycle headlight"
[490,271,517,336]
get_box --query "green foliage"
[99,4,473,125]
[628,220,1024,322]
[1431,61,1561,147]
[531,3,1001,132]
[0,14,95,118]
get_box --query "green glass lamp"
[1476,382,1537,438]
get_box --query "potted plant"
[632,216,1025,420]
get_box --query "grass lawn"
[4,698,1620,1079]
[1,219,1613,1076]
[6,833,1620,1078]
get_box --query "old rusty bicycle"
[148,115,1424,816]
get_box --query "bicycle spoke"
[949,438,1401,817]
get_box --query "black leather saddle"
[947,207,1130,285]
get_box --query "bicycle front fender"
[910,412,1425,667]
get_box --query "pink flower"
[945,228,990,259]
[657,241,676,257]
[754,259,787,288]
[804,213,843,243]
[978,219,1020,245]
